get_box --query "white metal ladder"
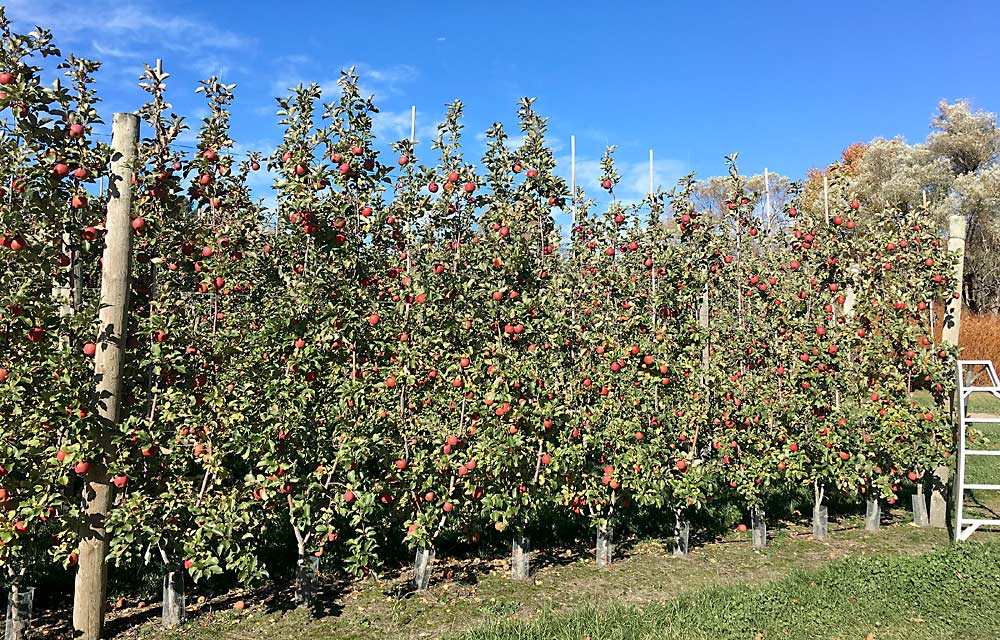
[955,359,1000,541]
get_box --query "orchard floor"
[55,513,998,640]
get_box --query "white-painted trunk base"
[912,493,929,527]
[751,509,767,549]
[596,527,614,566]
[162,570,185,628]
[812,505,829,541]
[512,534,530,580]
[865,499,881,532]
[414,548,436,591]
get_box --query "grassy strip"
[457,543,1000,640]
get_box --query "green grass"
[106,518,997,640]
[457,543,1000,640]
[911,389,1000,415]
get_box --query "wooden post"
[941,213,967,348]
[73,112,139,640]
[933,212,967,529]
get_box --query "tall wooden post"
[941,213,967,348]
[932,212,967,529]
[73,112,139,640]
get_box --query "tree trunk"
[596,526,613,566]
[930,467,949,528]
[73,112,139,640]
[413,548,435,591]
[295,555,319,609]
[751,508,767,549]
[672,508,690,556]
[865,499,881,532]
[4,585,34,640]
[913,483,929,527]
[161,567,185,628]
[511,533,530,580]
[812,482,828,540]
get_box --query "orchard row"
[0,11,957,601]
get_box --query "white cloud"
[90,41,141,60]
[5,0,252,75]
[350,63,418,98]
[268,59,420,104]
[372,108,439,144]
[552,153,689,205]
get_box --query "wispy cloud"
[90,41,141,60]
[553,153,689,205]
[5,0,252,75]
[268,58,420,103]
[372,108,439,145]
[350,63,418,98]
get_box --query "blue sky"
[5,0,999,205]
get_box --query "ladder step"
[964,450,1000,456]
[963,483,1000,490]
[960,518,1000,526]
[963,417,1000,423]
[963,387,1000,398]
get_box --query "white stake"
[648,149,654,198]
[410,106,416,144]
[823,175,830,225]
[763,168,771,224]
[571,135,576,228]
